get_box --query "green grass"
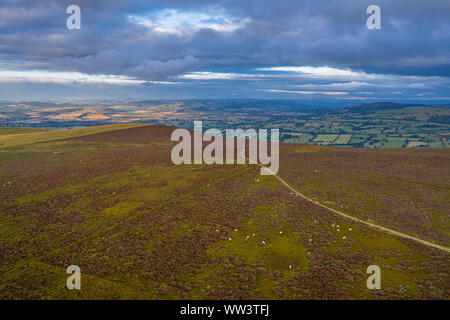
[383,140,405,148]
[1,259,154,299]
[0,123,147,148]
[313,134,338,143]
[0,127,49,135]
[334,134,352,144]
[349,134,370,144]
[206,205,309,272]
[293,145,329,154]
[329,223,427,298]
[101,201,141,217]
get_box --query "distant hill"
[0,100,448,148]
[343,102,428,113]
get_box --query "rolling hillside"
[0,125,448,299]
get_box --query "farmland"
[0,101,448,148]
[0,124,448,299]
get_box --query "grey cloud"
[53,50,200,81]
[126,55,200,80]
[1,0,449,76]
[0,0,449,99]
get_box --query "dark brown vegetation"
[0,125,448,299]
[279,145,450,245]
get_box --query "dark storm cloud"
[54,50,200,80]
[1,0,449,75]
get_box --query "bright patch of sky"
[266,89,349,96]
[0,70,146,85]
[180,66,375,81]
[258,66,362,77]
[179,72,260,80]
[128,8,250,35]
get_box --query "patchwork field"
[0,125,448,299]
[1,101,448,149]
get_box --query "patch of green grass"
[335,134,352,144]
[332,224,409,255]
[0,127,48,135]
[314,134,338,143]
[349,134,370,144]
[254,277,277,299]
[0,124,147,148]
[0,151,41,160]
[383,140,405,148]
[328,223,428,298]
[206,205,309,272]
[101,201,141,217]
[247,174,281,192]
[0,215,25,245]
[0,259,153,299]
[180,266,226,299]
[15,183,88,206]
[293,145,329,154]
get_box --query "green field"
[0,127,48,135]
[313,134,338,143]
[0,101,448,149]
[0,124,146,148]
[334,134,352,144]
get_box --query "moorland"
[0,124,448,299]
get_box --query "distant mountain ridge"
[344,102,428,113]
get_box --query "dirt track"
[247,152,450,253]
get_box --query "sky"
[0,0,449,103]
